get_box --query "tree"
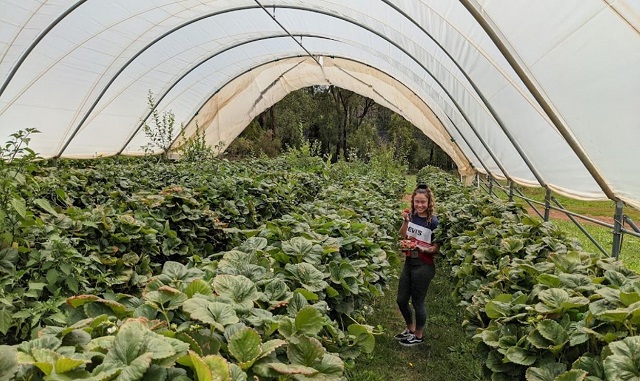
[329,87,375,161]
[226,86,456,172]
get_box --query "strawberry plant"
[422,168,640,381]
[1,152,406,380]
[3,258,373,380]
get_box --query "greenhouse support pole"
[508,181,514,202]
[612,201,624,259]
[544,188,551,222]
[624,215,640,234]
[381,0,547,189]
[459,0,617,202]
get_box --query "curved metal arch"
[2,1,620,200]
[60,4,509,178]
[113,28,485,171]
[184,56,482,172]
[156,53,482,173]
[2,1,573,190]
[459,0,616,201]
[293,60,481,172]
[118,32,458,157]
[54,3,509,177]
[115,33,338,155]
[54,4,268,158]
[381,0,546,187]
[207,5,512,178]
[0,0,89,98]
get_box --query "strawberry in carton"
[399,239,417,250]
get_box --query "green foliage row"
[1,160,327,343]
[0,130,407,380]
[417,167,640,381]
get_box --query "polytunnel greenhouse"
[1,1,640,380]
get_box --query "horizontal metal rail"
[478,182,640,255]
[549,202,614,229]
[512,186,544,219]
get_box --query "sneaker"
[399,334,424,347]
[393,329,413,341]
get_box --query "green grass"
[348,261,485,381]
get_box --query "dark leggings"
[396,262,436,331]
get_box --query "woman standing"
[395,184,439,347]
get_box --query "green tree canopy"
[226,86,456,172]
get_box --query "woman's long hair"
[411,184,435,222]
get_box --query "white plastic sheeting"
[0,1,639,209]
[174,56,473,177]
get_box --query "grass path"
[346,174,485,380]
[348,260,485,381]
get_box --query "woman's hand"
[399,209,410,237]
[402,208,410,222]
[417,243,439,254]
